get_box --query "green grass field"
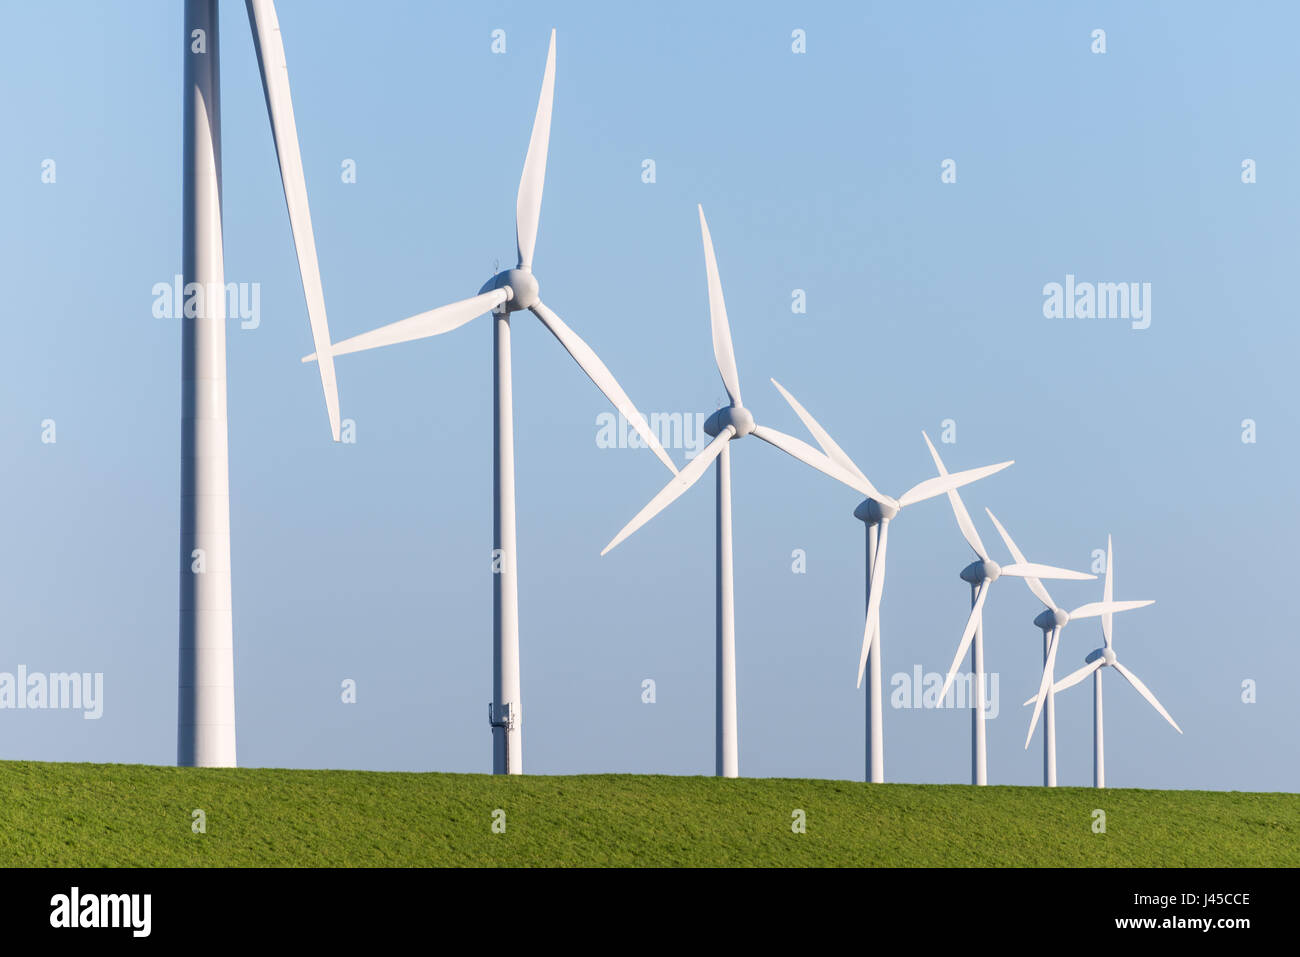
[1,760,1294,867]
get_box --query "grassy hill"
[1,760,1295,867]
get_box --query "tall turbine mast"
[926,441,1093,786]
[179,0,233,766]
[178,0,342,766]
[304,32,678,774]
[769,382,1013,782]
[601,209,877,777]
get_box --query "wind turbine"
[925,438,1095,786]
[1025,537,1178,788]
[768,383,1013,783]
[600,207,878,778]
[985,512,1152,786]
[302,31,677,775]
[178,0,341,767]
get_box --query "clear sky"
[1,0,1296,791]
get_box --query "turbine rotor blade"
[1102,534,1114,648]
[698,206,742,406]
[1022,657,1102,706]
[1054,658,1103,697]
[246,0,341,440]
[922,430,987,560]
[937,580,990,702]
[749,424,877,498]
[899,460,1013,508]
[601,428,732,555]
[304,289,508,362]
[1024,626,1061,749]
[856,521,890,688]
[1001,562,1096,582]
[770,379,872,489]
[530,301,677,475]
[515,29,556,270]
[1070,599,1154,620]
[986,508,1056,610]
[1113,661,1182,733]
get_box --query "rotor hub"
[960,559,1001,584]
[1034,607,1070,630]
[480,268,538,312]
[703,405,754,439]
[854,498,899,525]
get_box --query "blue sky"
[1,0,1296,791]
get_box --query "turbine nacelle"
[1034,607,1070,630]
[479,269,536,312]
[703,405,755,439]
[960,559,1001,584]
[854,498,900,525]
[1084,646,1119,667]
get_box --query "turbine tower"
[987,512,1152,785]
[179,0,340,767]
[304,31,677,774]
[601,208,875,778]
[1025,537,1178,787]
[768,383,1012,783]
[925,439,1094,786]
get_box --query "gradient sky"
[1,0,1296,791]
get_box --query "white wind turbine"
[1025,537,1179,788]
[177,0,341,767]
[601,207,880,778]
[768,384,1013,783]
[986,512,1153,786]
[304,31,678,775]
[925,438,1095,786]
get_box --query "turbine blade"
[1102,534,1114,648]
[899,460,1013,508]
[856,522,890,687]
[770,379,872,487]
[1001,562,1096,582]
[1022,658,1102,706]
[698,206,742,406]
[531,301,677,475]
[749,424,877,498]
[304,289,507,362]
[985,508,1056,610]
[1055,658,1103,696]
[1113,661,1182,733]
[515,29,556,270]
[601,428,732,555]
[1070,599,1154,620]
[937,580,989,702]
[922,430,988,560]
[1024,626,1061,749]
[246,0,341,440]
